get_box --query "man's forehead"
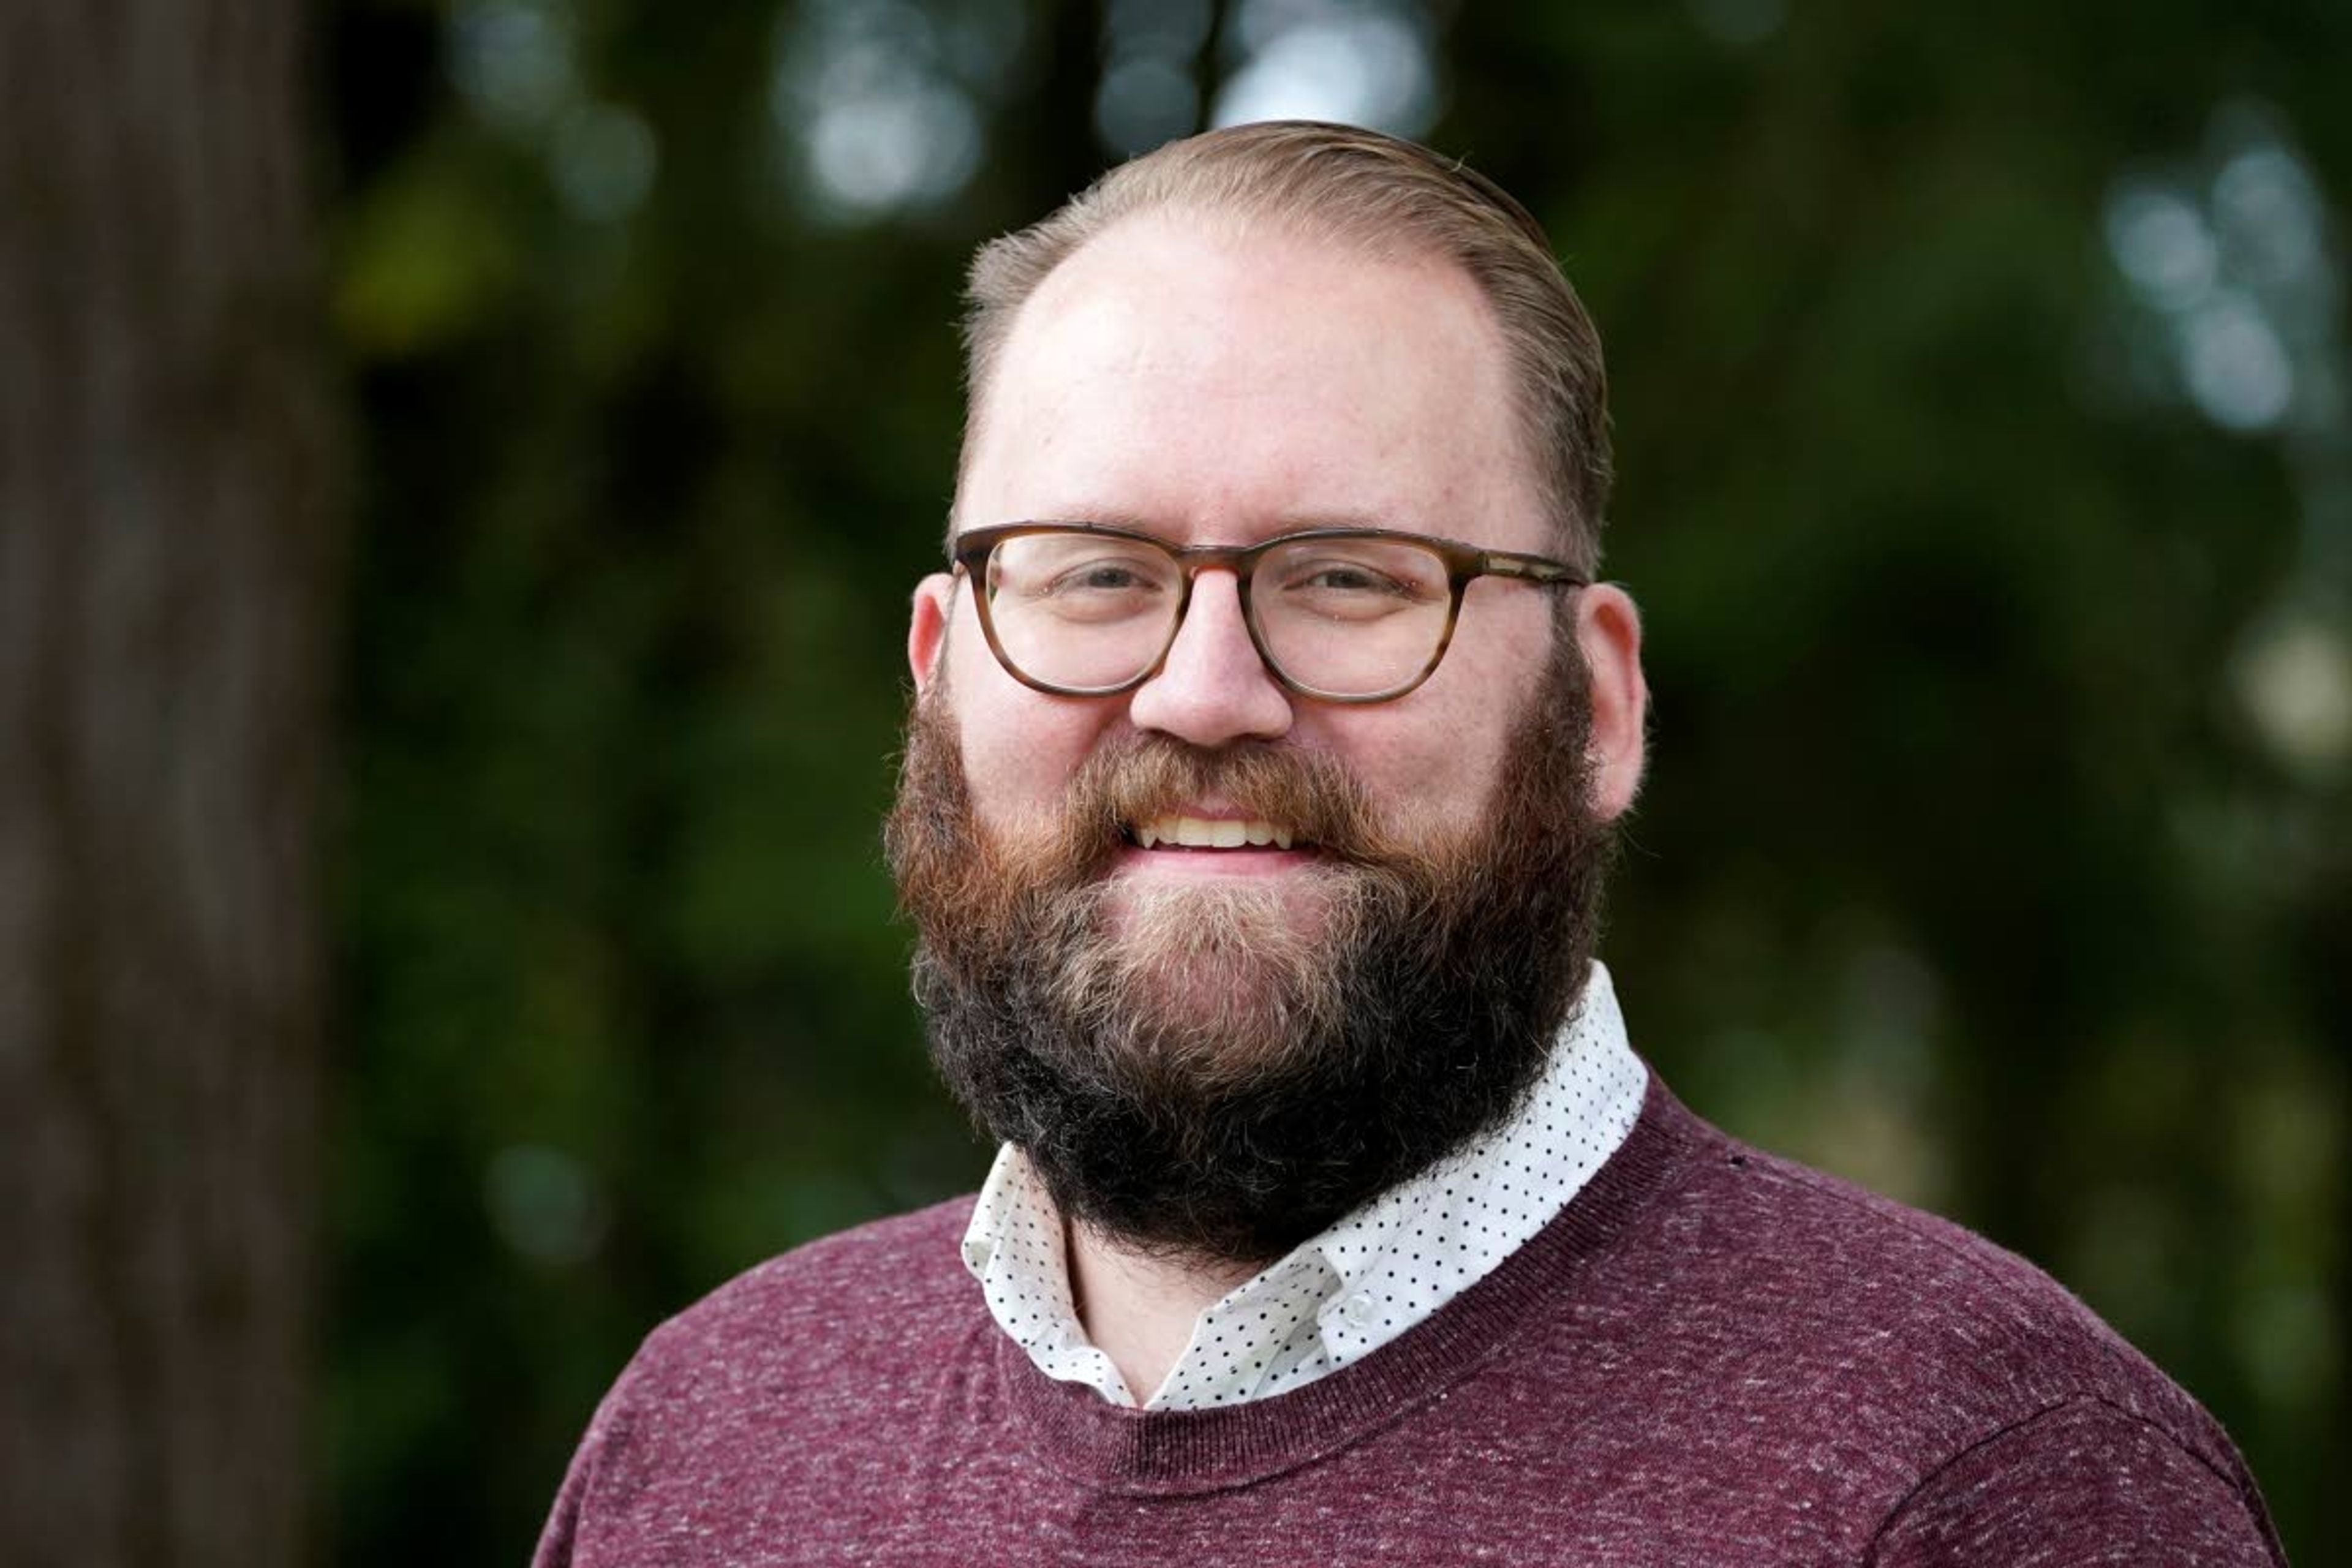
[998,212,1487,382]
[956,213,1541,548]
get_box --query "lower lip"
[1115,845,1318,877]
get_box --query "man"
[536,122,2283,1564]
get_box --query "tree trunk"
[0,3,335,1564]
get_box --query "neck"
[1066,1221,1259,1406]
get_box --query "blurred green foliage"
[323,1,2349,1561]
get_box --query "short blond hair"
[958,121,1612,572]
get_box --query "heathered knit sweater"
[536,1076,2285,1566]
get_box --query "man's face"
[917,213,1580,900]
[895,215,1648,1263]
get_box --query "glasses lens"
[984,532,1182,691]
[1253,536,1452,696]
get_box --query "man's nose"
[1125,570,1293,746]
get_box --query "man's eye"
[1009,554,1175,620]
[1053,563,1155,592]
[1281,560,1416,599]
[1298,565,1404,594]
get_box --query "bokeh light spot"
[2214,146,2325,293]
[771,0,994,221]
[449,0,581,132]
[810,86,980,216]
[2180,295,2295,432]
[484,1144,608,1267]
[2105,183,2218,314]
[1213,3,1437,137]
[2234,609,2352,778]
[548,103,658,221]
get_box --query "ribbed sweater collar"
[990,1071,1705,1495]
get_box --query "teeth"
[1133,815,1302,850]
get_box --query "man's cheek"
[962,717,1088,821]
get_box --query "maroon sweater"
[536,1077,2284,1565]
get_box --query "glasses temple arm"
[1477,552,1589,586]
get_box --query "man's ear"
[908,572,956,697]
[1575,584,1649,821]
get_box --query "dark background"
[5,1,2344,1564]
[331,1,2349,1561]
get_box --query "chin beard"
[884,635,1615,1269]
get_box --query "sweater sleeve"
[1865,1398,2286,1568]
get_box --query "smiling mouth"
[1125,815,1308,851]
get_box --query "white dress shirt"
[959,962,1648,1409]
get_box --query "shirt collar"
[961,960,1646,1409]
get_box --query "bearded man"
[535,123,2283,1566]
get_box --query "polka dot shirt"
[959,962,1649,1411]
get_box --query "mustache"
[1051,732,1400,873]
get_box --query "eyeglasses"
[951,521,1589,704]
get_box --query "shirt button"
[1338,1294,1374,1328]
